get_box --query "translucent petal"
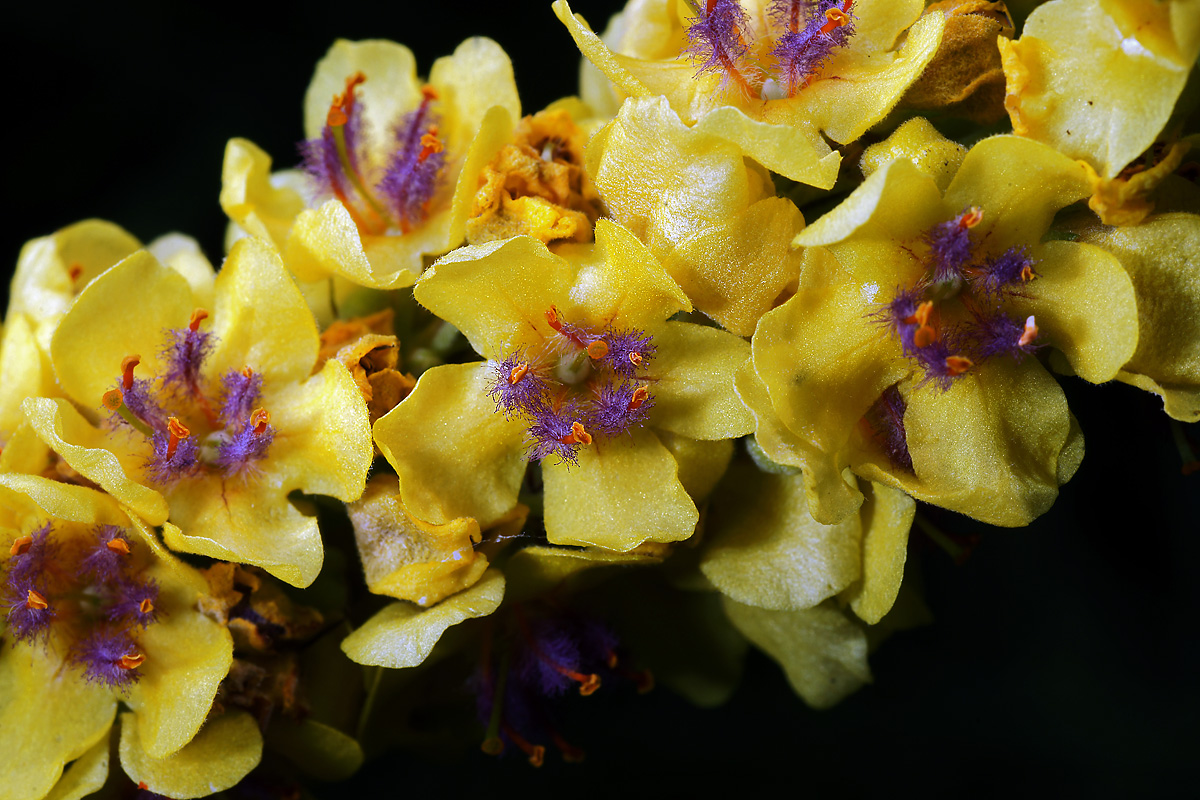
[284,200,423,290]
[265,719,364,782]
[374,362,527,528]
[340,568,505,668]
[1001,0,1191,178]
[0,312,55,439]
[503,545,662,603]
[655,431,733,503]
[43,730,110,800]
[427,37,521,154]
[722,598,871,709]
[303,39,422,143]
[701,463,863,611]
[542,425,698,550]
[119,710,262,799]
[649,321,753,440]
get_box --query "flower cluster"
[3,0,1198,792]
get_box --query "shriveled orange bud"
[121,355,141,391]
[106,537,131,555]
[26,589,48,610]
[945,355,974,375]
[118,652,145,670]
[188,308,209,331]
[11,536,33,556]
[586,340,610,360]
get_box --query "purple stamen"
[219,368,264,426]
[78,525,135,582]
[877,287,926,357]
[487,354,550,419]
[590,382,653,437]
[968,309,1040,361]
[974,246,1038,296]
[600,329,655,378]
[378,104,444,230]
[116,377,167,431]
[924,211,979,284]
[683,0,754,92]
[300,94,365,203]
[912,338,968,391]
[515,620,582,697]
[74,628,143,691]
[769,1,856,93]
[527,404,588,466]
[864,385,913,472]
[106,579,160,627]
[146,430,201,485]
[3,574,55,643]
[160,326,213,394]
[214,418,275,478]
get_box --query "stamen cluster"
[106,311,276,485]
[682,0,857,98]
[877,208,1042,391]
[300,75,445,235]
[485,307,656,466]
[2,523,159,691]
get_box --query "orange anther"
[241,366,254,378]
[945,355,974,376]
[578,673,601,696]
[139,598,155,615]
[706,0,718,13]
[68,263,84,282]
[509,362,529,385]
[545,306,564,332]
[102,389,124,412]
[904,300,934,328]
[418,126,443,162]
[118,653,145,670]
[327,72,366,127]
[628,351,643,366]
[628,386,649,411]
[586,340,610,360]
[606,650,619,669]
[528,745,546,768]
[481,737,504,756]
[25,589,48,610]
[958,206,984,229]
[420,85,439,101]
[1020,263,1036,282]
[1019,315,1039,347]
[819,1,853,33]
[188,309,208,331]
[138,783,149,791]
[10,536,32,556]
[561,421,592,446]
[166,417,190,458]
[913,325,937,349]
[121,355,141,391]
[250,407,271,435]
[106,537,131,555]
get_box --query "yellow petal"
[722,598,871,709]
[655,430,733,503]
[943,135,1091,253]
[415,237,576,360]
[303,39,422,142]
[218,138,306,251]
[542,425,698,550]
[649,321,753,440]
[859,117,967,193]
[119,710,262,799]
[692,106,841,189]
[840,481,915,625]
[1001,0,1191,178]
[1007,240,1138,384]
[1099,0,1200,66]
[209,236,319,385]
[340,568,505,668]
[662,196,806,336]
[1072,213,1200,421]
[9,219,142,353]
[49,250,194,411]
[0,645,116,800]
[147,235,217,311]
[0,312,55,439]
[22,397,168,525]
[427,37,521,154]
[265,719,364,783]
[869,358,1074,526]
[284,199,423,289]
[43,730,110,800]
[374,362,527,528]
[348,476,489,606]
[700,463,863,611]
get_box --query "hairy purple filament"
[769,1,857,93]
[683,0,756,95]
[485,315,657,466]
[379,103,445,230]
[2,524,160,690]
[864,385,913,472]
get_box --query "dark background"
[5,2,1197,795]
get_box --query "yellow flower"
[22,237,371,587]
[554,0,946,189]
[999,0,1197,216]
[221,38,521,291]
[742,133,1141,526]
[0,474,255,800]
[372,221,752,552]
[586,95,806,335]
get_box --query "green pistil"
[482,649,511,755]
[331,124,393,228]
[114,402,154,438]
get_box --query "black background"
[5,2,1197,795]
